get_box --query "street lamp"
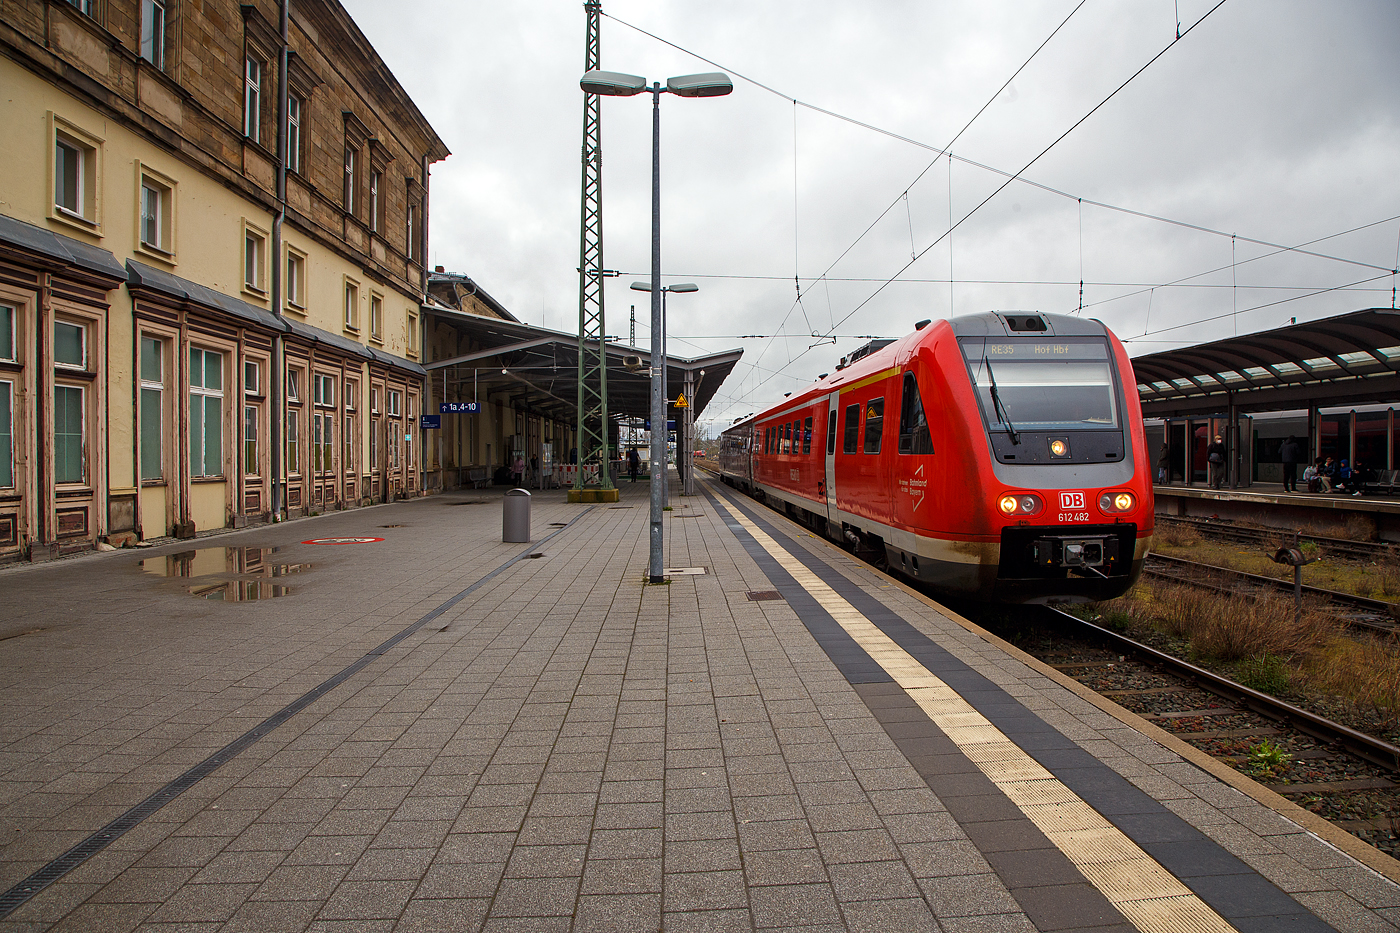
[583,68,731,584]
[631,281,697,503]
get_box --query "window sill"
[140,479,167,487]
[191,475,227,483]
[241,284,269,303]
[284,303,306,319]
[135,242,176,266]
[49,208,101,238]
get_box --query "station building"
[0,0,450,561]
[1133,308,1400,489]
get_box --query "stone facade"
[0,0,449,560]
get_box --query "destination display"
[961,338,1108,361]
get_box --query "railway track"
[984,605,1400,857]
[1156,514,1400,562]
[1143,553,1400,634]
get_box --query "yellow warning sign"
[674,393,689,409]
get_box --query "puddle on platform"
[193,581,292,601]
[141,547,310,580]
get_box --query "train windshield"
[961,338,1118,432]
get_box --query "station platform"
[1,476,1398,932]
[1155,482,1400,542]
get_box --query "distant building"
[0,0,448,560]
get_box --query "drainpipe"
[269,0,289,520]
[419,154,430,494]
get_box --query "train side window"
[843,404,859,454]
[826,409,837,455]
[898,373,935,454]
[784,422,793,455]
[864,398,884,454]
[802,416,812,454]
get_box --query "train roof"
[723,311,1113,433]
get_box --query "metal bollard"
[503,488,532,543]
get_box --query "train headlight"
[1049,438,1070,458]
[1098,491,1135,513]
[998,494,1043,516]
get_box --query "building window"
[140,336,163,481]
[387,389,401,417]
[244,56,261,142]
[189,347,223,477]
[286,95,302,172]
[345,378,356,411]
[344,413,355,473]
[286,408,300,474]
[138,170,175,255]
[140,0,165,68]
[406,201,417,262]
[287,367,300,402]
[65,0,93,14]
[244,405,258,475]
[53,125,99,227]
[244,226,266,293]
[1,303,15,362]
[314,373,335,407]
[54,385,85,484]
[369,170,382,234]
[0,380,12,489]
[54,320,85,370]
[406,311,418,357]
[286,248,305,309]
[369,294,382,341]
[369,414,379,467]
[344,145,357,216]
[343,281,359,331]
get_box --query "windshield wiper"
[985,362,1020,446]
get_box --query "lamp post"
[631,281,697,504]
[582,68,731,584]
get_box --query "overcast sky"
[340,0,1400,430]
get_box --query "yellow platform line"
[715,499,1237,933]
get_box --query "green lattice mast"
[572,0,614,498]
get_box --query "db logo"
[1059,491,1085,510]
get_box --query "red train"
[718,311,1153,603]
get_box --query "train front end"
[949,311,1152,603]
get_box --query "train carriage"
[718,311,1153,603]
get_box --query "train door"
[824,393,838,521]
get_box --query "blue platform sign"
[420,415,441,430]
[440,401,480,414]
[643,419,677,432]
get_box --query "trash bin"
[503,488,531,543]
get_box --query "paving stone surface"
[0,475,1396,931]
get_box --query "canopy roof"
[423,304,742,425]
[1130,308,1400,417]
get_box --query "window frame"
[135,163,177,261]
[53,319,87,371]
[140,0,166,69]
[286,93,302,173]
[139,334,165,483]
[863,398,885,454]
[369,293,383,343]
[242,222,268,296]
[343,279,359,333]
[244,55,262,143]
[285,245,306,311]
[50,114,103,232]
[52,383,86,486]
[0,379,13,490]
[842,403,860,454]
[189,346,225,479]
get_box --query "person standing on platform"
[1280,435,1302,492]
[1207,434,1227,489]
[628,447,641,483]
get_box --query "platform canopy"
[1131,308,1400,418]
[421,303,742,426]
